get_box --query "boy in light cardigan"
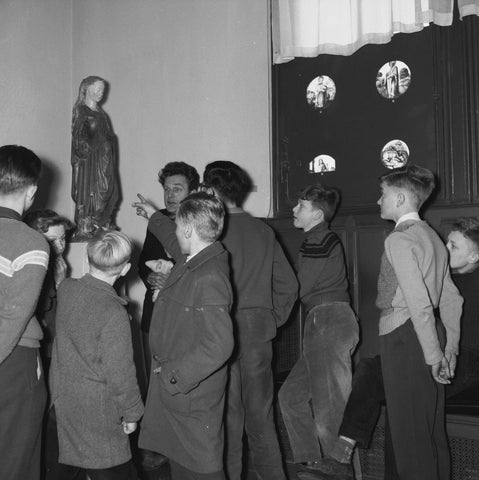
[375,165,462,480]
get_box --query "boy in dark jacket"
[50,231,144,480]
[134,164,298,480]
[139,193,234,480]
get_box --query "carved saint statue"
[71,76,119,240]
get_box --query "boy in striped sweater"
[0,145,49,480]
[279,184,359,479]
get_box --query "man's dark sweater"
[452,268,479,356]
[138,208,172,333]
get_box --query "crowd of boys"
[0,143,477,480]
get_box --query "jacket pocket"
[156,373,191,416]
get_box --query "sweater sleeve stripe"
[0,250,49,277]
[300,232,340,258]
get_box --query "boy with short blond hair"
[50,230,144,480]
[278,184,359,478]
[139,192,234,480]
[374,164,462,480]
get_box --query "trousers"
[380,320,450,480]
[0,346,47,480]
[279,302,359,462]
[224,308,285,480]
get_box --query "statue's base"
[66,242,89,279]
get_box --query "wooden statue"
[71,76,119,240]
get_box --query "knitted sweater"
[0,207,49,364]
[452,267,479,355]
[297,222,350,313]
[376,219,462,365]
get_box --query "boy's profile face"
[377,182,400,221]
[175,217,191,254]
[292,199,322,232]
[163,175,191,215]
[447,230,479,274]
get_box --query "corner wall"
[0,0,72,212]
[0,0,273,325]
[71,0,272,316]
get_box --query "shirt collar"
[396,212,420,226]
[82,274,128,305]
[305,221,328,236]
[0,206,22,221]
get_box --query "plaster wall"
[0,0,72,214]
[0,0,272,325]
[71,0,273,317]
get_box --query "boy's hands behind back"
[122,421,137,435]
[431,356,452,384]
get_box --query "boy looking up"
[278,184,359,478]
[446,217,479,398]
[375,165,461,479]
[0,145,49,480]
[302,216,474,480]
[139,193,234,480]
[50,231,144,479]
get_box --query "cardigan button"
[170,377,177,384]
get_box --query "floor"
[141,461,312,480]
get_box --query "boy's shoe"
[297,472,352,480]
[297,457,354,479]
[139,449,168,470]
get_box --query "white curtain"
[272,0,479,64]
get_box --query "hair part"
[0,145,42,195]
[87,230,132,274]
[158,162,200,191]
[24,209,74,233]
[176,192,225,243]
[299,184,340,222]
[451,217,479,251]
[380,164,435,208]
[203,161,252,206]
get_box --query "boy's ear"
[396,191,405,207]
[26,184,38,200]
[120,262,131,277]
[315,208,325,222]
[184,223,192,239]
[24,184,38,208]
[470,251,479,265]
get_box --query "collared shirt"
[396,211,420,226]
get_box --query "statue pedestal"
[66,242,89,279]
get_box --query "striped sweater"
[297,221,350,313]
[0,207,49,364]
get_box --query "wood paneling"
[270,13,479,372]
